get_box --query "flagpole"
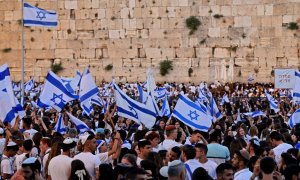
[21,0,25,105]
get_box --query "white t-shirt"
[1,155,13,176]
[15,153,27,170]
[74,152,101,180]
[136,156,144,167]
[199,160,217,179]
[273,143,293,163]
[97,152,112,164]
[184,159,201,180]
[48,155,73,180]
[24,129,38,139]
[159,139,179,151]
[234,168,252,180]
[0,138,6,154]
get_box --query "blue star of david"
[36,11,46,20]
[188,110,199,121]
[2,88,7,92]
[50,93,66,107]
[129,106,138,119]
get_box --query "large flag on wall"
[23,2,58,27]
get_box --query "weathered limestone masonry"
[0,0,299,83]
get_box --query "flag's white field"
[113,83,157,129]
[137,84,147,103]
[172,94,212,132]
[288,108,300,128]
[23,2,57,27]
[37,71,79,112]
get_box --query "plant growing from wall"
[2,48,12,53]
[185,16,201,35]
[213,14,223,19]
[51,62,63,74]
[238,70,242,77]
[271,69,274,77]
[159,59,173,76]
[188,67,193,77]
[104,64,113,71]
[287,22,299,30]
[254,67,259,74]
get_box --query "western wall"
[0,0,299,83]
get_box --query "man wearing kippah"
[48,138,77,180]
[1,142,19,180]
[159,125,179,151]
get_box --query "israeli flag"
[172,94,212,132]
[0,64,25,125]
[209,95,223,121]
[79,68,102,116]
[113,83,157,129]
[61,70,81,94]
[265,91,279,113]
[54,113,66,134]
[198,88,209,103]
[161,98,171,117]
[66,112,90,134]
[293,71,300,104]
[24,79,34,93]
[23,2,58,27]
[248,75,255,83]
[12,82,21,91]
[154,87,167,100]
[137,84,147,103]
[37,71,79,112]
[220,94,230,105]
[288,108,300,128]
[243,110,265,118]
[234,109,242,124]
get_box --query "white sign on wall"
[274,69,295,89]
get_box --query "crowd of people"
[0,81,300,180]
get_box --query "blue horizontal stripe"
[293,92,300,98]
[295,71,300,78]
[0,67,10,81]
[117,107,138,121]
[76,124,89,131]
[80,87,98,102]
[114,84,157,117]
[3,108,16,123]
[36,99,50,108]
[178,94,206,114]
[24,20,57,27]
[173,110,209,131]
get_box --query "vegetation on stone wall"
[287,22,299,30]
[271,70,274,77]
[104,64,113,71]
[238,70,242,77]
[51,62,63,74]
[185,16,201,35]
[213,14,223,19]
[2,48,12,53]
[159,60,173,76]
[254,67,259,74]
[188,68,193,77]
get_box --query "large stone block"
[145,48,162,58]
[55,49,74,59]
[214,48,230,58]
